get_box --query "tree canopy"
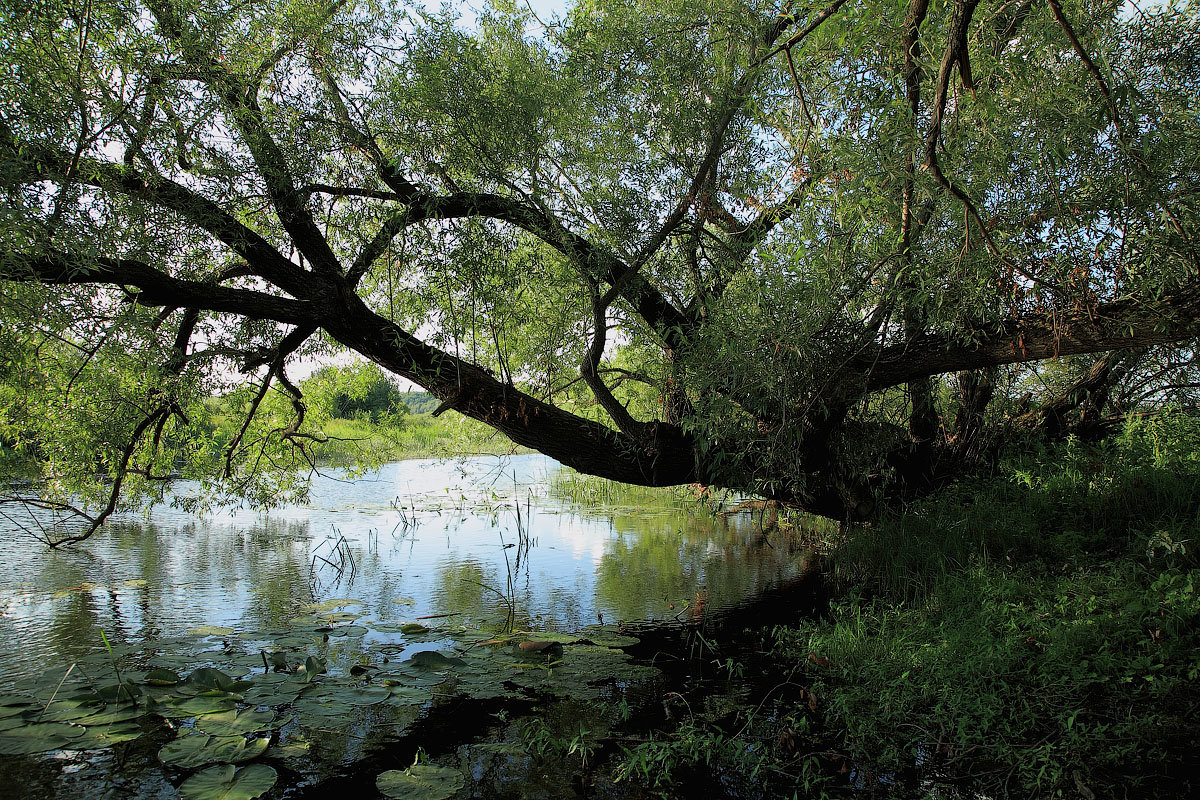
[2,0,1199,543]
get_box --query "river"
[0,454,815,798]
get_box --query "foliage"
[615,721,770,795]
[398,391,441,415]
[765,417,1200,798]
[3,0,1200,540]
[302,363,408,424]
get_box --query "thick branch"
[322,295,698,487]
[0,250,314,325]
[861,287,1200,389]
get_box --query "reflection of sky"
[0,455,807,687]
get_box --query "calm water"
[0,454,806,688]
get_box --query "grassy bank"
[612,417,1200,799]
[308,412,530,463]
[198,404,528,467]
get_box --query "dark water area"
[0,455,822,799]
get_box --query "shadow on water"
[293,561,832,800]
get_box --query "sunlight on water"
[0,454,807,687]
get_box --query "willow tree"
[1,0,1198,543]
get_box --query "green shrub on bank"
[769,416,1200,798]
[776,561,1198,796]
[307,412,525,464]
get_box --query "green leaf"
[296,656,326,683]
[0,722,86,755]
[178,764,277,800]
[160,734,271,769]
[376,764,465,800]
[194,709,278,736]
[67,721,145,749]
[144,669,181,686]
[167,697,238,718]
[190,626,236,637]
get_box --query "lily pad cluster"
[0,604,653,800]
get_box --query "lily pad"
[36,699,98,722]
[310,685,391,707]
[511,630,579,644]
[304,598,363,614]
[380,671,445,688]
[0,717,25,732]
[515,641,564,660]
[144,669,181,686]
[184,668,251,694]
[408,651,465,670]
[167,697,238,718]
[295,656,326,683]
[242,686,302,708]
[178,763,277,800]
[0,701,34,719]
[160,733,271,768]
[376,763,465,800]
[67,721,145,749]
[195,710,278,736]
[386,687,431,706]
[325,624,368,637]
[581,628,640,648]
[291,696,356,720]
[190,625,236,637]
[0,722,86,755]
[74,705,145,726]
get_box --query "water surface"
[0,454,805,687]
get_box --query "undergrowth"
[616,415,1200,799]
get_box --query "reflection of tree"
[45,584,105,668]
[430,559,516,627]
[241,521,318,630]
[596,507,806,622]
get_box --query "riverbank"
[0,420,1196,799]
[600,416,1200,799]
[302,413,533,463]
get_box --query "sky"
[443,0,574,33]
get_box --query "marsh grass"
[768,416,1200,797]
[547,469,707,510]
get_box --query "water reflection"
[0,455,807,687]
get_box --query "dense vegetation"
[604,417,1199,798]
[0,2,1197,792]
[2,0,1200,543]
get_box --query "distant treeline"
[398,391,438,415]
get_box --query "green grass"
[200,409,527,468]
[612,415,1200,799]
[311,412,525,463]
[546,469,702,509]
[766,415,1200,797]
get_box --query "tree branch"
[860,287,1200,389]
[2,130,309,296]
[0,250,315,325]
